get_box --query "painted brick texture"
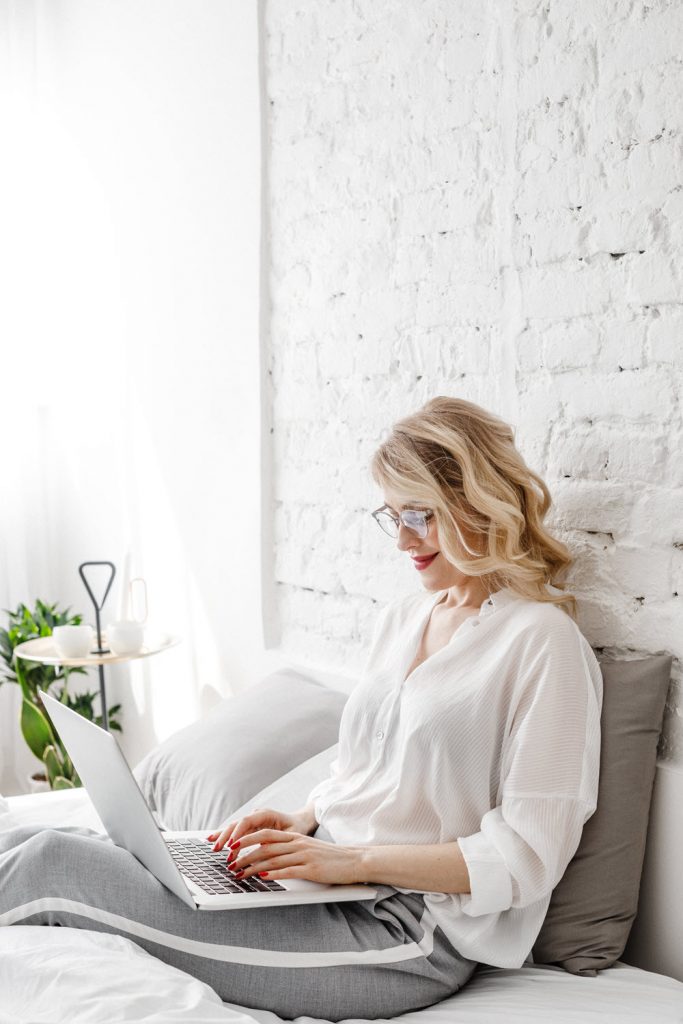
[264,0,682,765]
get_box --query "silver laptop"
[39,689,377,911]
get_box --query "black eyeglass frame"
[371,504,436,539]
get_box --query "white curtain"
[0,0,266,793]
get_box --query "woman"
[0,396,602,1021]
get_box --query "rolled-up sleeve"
[456,627,603,918]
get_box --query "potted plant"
[0,600,122,792]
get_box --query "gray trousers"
[0,823,479,1021]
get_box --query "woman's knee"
[24,827,71,853]
[20,827,96,878]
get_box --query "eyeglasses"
[371,505,435,540]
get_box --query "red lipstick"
[412,553,438,571]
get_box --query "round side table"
[14,632,180,731]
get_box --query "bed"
[1,666,682,1024]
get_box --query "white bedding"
[1,789,682,1024]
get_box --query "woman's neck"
[437,577,495,612]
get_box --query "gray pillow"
[217,745,339,828]
[532,653,673,976]
[132,669,348,831]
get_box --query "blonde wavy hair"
[371,396,577,619]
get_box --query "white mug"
[53,625,94,659]
[107,621,145,656]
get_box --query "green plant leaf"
[0,599,88,706]
[56,739,70,774]
[20,696,56,761]
[0,628,13,666]
[14,658,32,702]
[43,743,64,787]
[2,599,123,775]
[53,776,75,790]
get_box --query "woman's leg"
[0,824,478,1021]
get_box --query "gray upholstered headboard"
[278,654,683,984]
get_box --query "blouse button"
[376,730,385,740]
[472,620,480,627]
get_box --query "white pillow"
[133,669,347,831]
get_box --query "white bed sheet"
[1,789,682,1024]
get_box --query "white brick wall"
[264,0,683,766]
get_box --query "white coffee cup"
[53,625,94,659]
[107,621,145,656]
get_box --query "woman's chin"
[422,578,444,590]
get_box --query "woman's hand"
[207,806,313,852]
[215,827,363,886]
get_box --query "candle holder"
[78,561,117,727]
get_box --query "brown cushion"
[531,653,672,976]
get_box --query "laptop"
[38,689,377,911]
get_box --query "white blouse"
[306,584,603,969]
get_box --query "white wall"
[264,0,683,767]
[0,0,269,793]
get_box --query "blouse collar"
[429,584,518,619]
[426,581,560,622]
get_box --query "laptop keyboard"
[165,837,286,895]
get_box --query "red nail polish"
[229,840,240,850]
[258,872,269,878]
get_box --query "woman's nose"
[396,523,418,551]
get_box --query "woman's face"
[382,490,483,593]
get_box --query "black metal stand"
[78,561,116,732]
